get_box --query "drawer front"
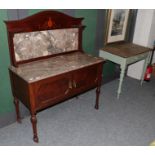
[33,63,103,110]
[72,65,99,92]
[127,53,149,64]
[34,74,71,108]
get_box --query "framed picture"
[105,9,130,45]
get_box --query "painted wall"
[127,9,155,79]
[147,11,155,64]
[0,10,13,114]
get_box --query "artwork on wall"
[105,9,130,45]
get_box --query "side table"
[99,42,151,99]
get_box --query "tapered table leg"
[14,97,21,123]
[30,114,39,143]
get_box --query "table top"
[10,52,104,83]
[101,42,151,58]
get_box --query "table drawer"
[127,53,149,64]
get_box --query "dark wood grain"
[5,10,85,67]
[13,97,21,123]
[102,42,151,58]
[5,10,104,143]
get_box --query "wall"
[127,9,155,79]
[147,11,155,63]
[0,10,16,127]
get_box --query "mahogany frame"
[5,10,104,143]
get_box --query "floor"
[0,77,155,146]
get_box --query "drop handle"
[95,77,98,82]
[65,89,69,95]
[73,80,77,88]
[65,80,72,95]
[69,80,72,89]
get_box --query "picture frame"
[105,9,131,45]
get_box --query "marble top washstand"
[5,10,105,143]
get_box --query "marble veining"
[10,52,104,83]
[13,28,79,61]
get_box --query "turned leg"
[30,114,39,143]
[95,86,101,110]
[13,97,21,123]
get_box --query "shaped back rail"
[5,10,85,67]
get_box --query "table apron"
[99,50,126,65]
[126,52,149,65]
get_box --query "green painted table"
[99,42,151,99]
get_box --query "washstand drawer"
[72,65,99,92]
[34,73,72,109]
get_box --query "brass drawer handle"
[65,89,69,95]
[65,80,73,95]
[69,80,72,89]
[95,77,98,82]
[73,80,77,88]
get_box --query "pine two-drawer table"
[99,42,151,98]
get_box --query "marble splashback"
[13,28,79,61]
[10,52,104,83]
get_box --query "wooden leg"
[95,86,101,110]
[117,64,126,99]
[13,97,21,123]
[30,114,39,143]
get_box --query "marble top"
[102,42,151,58]
[13,28,78,62]
[10,52,104,83]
